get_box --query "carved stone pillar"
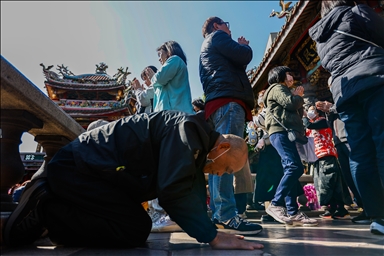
[29,135,71,181]
[34,135,70,164]
[0,110,43,211]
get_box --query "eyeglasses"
[205,146,230,165]
[218,21,230,29]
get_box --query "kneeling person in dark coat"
[4,110,263,250]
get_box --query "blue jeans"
[338,85,384,218]
[208,102,245,222]
[269,131,304,215]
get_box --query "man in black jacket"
[199,16,260,234]
[4,110,263,250]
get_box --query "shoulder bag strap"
[268,109,290,132]
[264,83,290,132]
[334,29,382,48]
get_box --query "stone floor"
[1,212,383,256]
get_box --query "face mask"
[205,146,230,165]
[307,110,316,120]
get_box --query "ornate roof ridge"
[247,0,307,86]
[63,73,114,81]
[56,98,134,110]
[45,80,126,90]
[41,63,131,87]
[64,107,129,115]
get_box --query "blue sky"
[1,1,297,152]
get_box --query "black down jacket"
[309,4,384,108]
[48,111,220,243]
[199,30,255,110]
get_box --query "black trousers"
[313,156,345,207]
[44,144,152,247]
[336,142,363,207]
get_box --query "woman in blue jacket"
[309,0,384,235]
[146,40,194,114]
[143,41,194,232]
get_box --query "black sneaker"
[214,215,263,235]
[332,208,351,220]
[319,207,336,219]
[246,202,264,211]
[352,211,371,224]
[320,210,333,219]
[261,214,277,222]
[3,178,53,247]
[370,218,384,235]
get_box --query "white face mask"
[307,110,317,120]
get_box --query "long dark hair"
[268,66,292,85]
[320,0,366,17]
[156,41,187,65]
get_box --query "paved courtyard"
[1,213,383,256]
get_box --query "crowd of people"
[3,0,384,251]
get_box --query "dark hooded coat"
[47,111,220,243]
[309,4,384,108]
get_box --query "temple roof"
[52,96,137,117]
[45,80,125,91]
[247,0,319,93]
[63,73,113,81]
[64,106,130,116]
[41,62,132,89]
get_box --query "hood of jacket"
[309,6,350,45]
[309,4,384,107]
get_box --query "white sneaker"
[238,212,247,219]
[289,211,318,227]
[151,215,183,233]
[266,204,293,225]
[147,208,165,223]
[370,218,384,235]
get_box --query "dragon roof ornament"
[270,0,293,20]
[96,62,108,74]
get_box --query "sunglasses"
[218,21,230,29]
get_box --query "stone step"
[244,210,361,219]
[204,173,314,183]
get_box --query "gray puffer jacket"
[309,4,384,108]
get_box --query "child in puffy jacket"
[304,106,350,219]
